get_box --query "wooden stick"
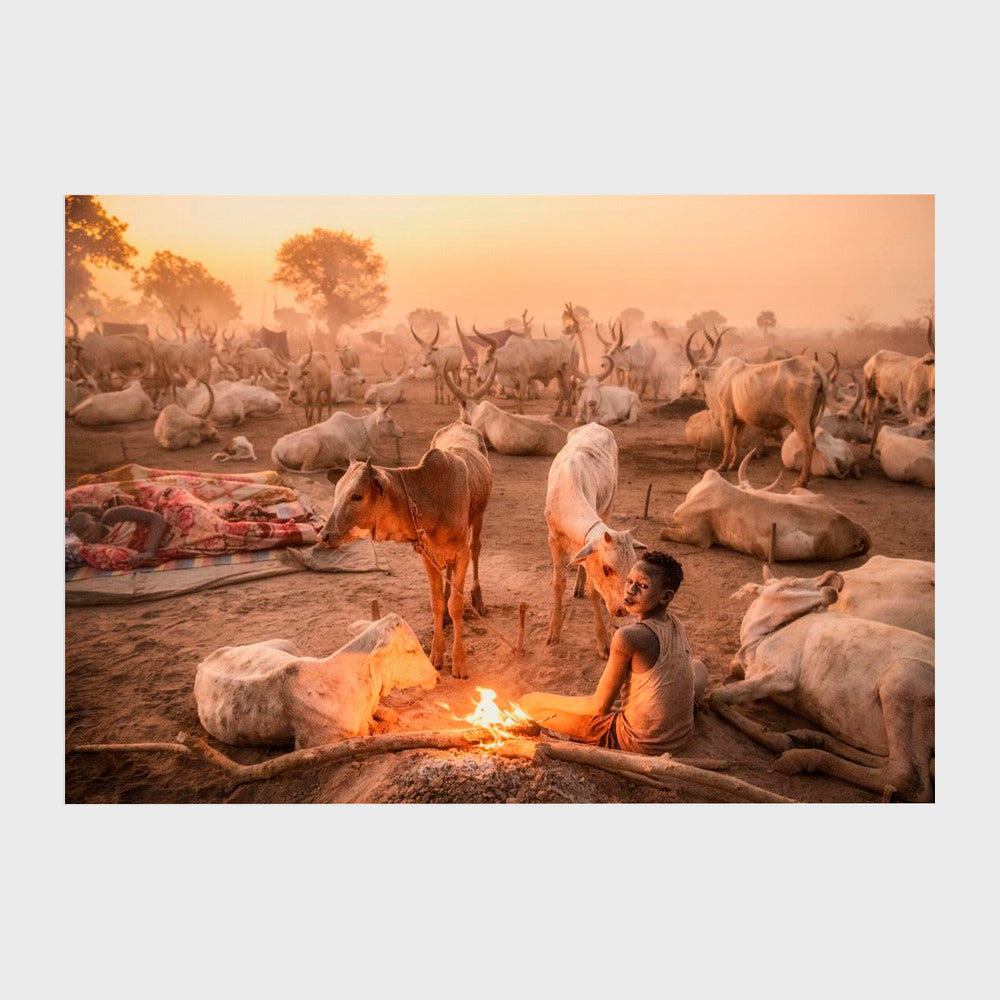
[535,741,795,803]
[515,602,526,657]
[642,483,653,519]
[768,522,777,563]
[370,599,381,620]
[71,728,782,800]
[120,438,128,462]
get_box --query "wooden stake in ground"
[120,437,128,463]
[768,522,777,564]
[515,602,527,657]
[643,483,653,519]
[370,599,381,620]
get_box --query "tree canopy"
[685,309,727,333]
[65,195,138,308]
[618,307,645,331]
[133,250,241,329]
[407,308,449,336]
[273,228,388,341]
[756,310,777,335]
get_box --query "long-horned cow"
[872,399,935,488]
[709,567,934,801]
[69,379,158,426]
[679,328,829,488]
[781,427,862,479]
[597,320,651,393]
[318,421,493,679]
[271,404,404,472]
[574,355,641,425]
[545,423,648,656]
[443,351,567,455]
[275,342,333,424]
[65,313,153,390]
[659,451,871,561]
[153,380,220,450]
[410,323,462,404]
[473,326,578,416]
[863,318,935,426]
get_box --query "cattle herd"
[65,304,935,803]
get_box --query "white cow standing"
[545,423,647,656]
[194,614,437,748]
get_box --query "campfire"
[438,687,537,748]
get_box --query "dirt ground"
[64,367,934,804]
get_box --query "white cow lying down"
[194,614,437,748]
[710,567,934,802]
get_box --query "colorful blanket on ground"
[66,467,322,573]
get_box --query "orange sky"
[94,195,933,331]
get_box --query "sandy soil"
[64,369,934,804]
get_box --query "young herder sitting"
[519,551,707,755]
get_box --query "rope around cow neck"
[396,468,518,654]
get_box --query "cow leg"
[421,552,448,671]
[448,551,471,678]
[708,700,796,753]
[709,669,798,707]
[468,513,487,616]
[718,414,736,471]
[771,658,934,801]
[660,520,712,548]
[546,537,567,646]
[792,422,815,488]
[585,576,610,658]
[782,728,886,766]
[517,377,527,415]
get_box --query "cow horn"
[596,322,611,347]
[543,323,550,338]
[410,324,427,347]
[197,379,215,419]
[849,373,864,414]
[926,316,935,351]
[598,355,615,383]
[684,330,699,367]
[826,350,840,380]
[431,323,440,347]
[737,448,757,488]
[704,327,723,365]
[615,323,624,350]
[479,332,498,351]
[302,341,313,368]
[65,313,80,340]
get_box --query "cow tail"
[810,370,827,433]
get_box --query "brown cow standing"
[318,421,492,678]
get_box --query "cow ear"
[603,530,614,545]
[815,570,845,592]
[569,541,595,566]
[631,535,648,551]
[730,582,763,600]
[762,565,775,582]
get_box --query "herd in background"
[65,302,936,801]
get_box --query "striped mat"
[65,547,286,582]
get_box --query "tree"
[618,307,645,332]
[65,195,138,308]
[407,308,449,336]
[756,310,777,337]
[273,228,388,343]
[133,250,241,330]
[685,310,727,334]
[917,296,935,321]
[843,305,875,335]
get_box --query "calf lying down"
[194,614,437,748]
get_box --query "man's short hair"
[637,550,683,594]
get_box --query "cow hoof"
[771,749,822,775]
[451,662,469,680]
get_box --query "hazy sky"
[94,195,933,331]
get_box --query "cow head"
[320,457,388,549]
[678,329,724,398]
[410,322,442,367]
[569,528,648,619]
[277,341,314,406]
[730,566,844,663]
[362,615,438,694]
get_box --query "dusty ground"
[64,366,934,804]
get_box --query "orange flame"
[439,687,533,748]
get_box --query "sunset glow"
[93,195,933,331]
